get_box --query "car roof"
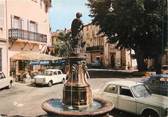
[45,69,61,72]
[107,80,142,87]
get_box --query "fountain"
[41,57,113,117]
[41,12,114,117]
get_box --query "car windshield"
[0,73,5,79]
[43,71,53,76]
[132,84,151,98]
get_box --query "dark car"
[142,74,168,96]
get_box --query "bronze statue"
[70,12,84,54]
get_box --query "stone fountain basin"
[42,98,114,117]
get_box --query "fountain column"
[63,57,93,108]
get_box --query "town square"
[0,0,168,117]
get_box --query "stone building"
[0,0,8,76]
[3,0,52,77]
[51,25,137,69]
[82,24,137,69]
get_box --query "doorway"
[111,53,115,68]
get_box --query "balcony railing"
[9,29,47,43]
[86,46,104,52]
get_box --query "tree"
[53,31,72,57]
[87,0,167,73]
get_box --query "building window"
[45,4,48,13]
[0,48,2,71]
[40,0,43,8]
[12,16,22,29]
[29,21,38,32]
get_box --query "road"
[0,77,144,117]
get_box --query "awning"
[30,61,50,65]
[11,51,63,61]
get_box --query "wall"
[6,0,51,76]
[7,0,51,45]
[0,0,8,76]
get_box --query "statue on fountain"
[70,12,84,55]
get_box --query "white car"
[0,72,13,89]
[99,80,168,117]
[34,69,66,87]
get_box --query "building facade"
[5,0,51,76]
[0,0,8,75]
[83,24,137,69]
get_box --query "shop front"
[10,51,62,81]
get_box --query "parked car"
[0,72,13,89]
[142,74,168,96]
[98,80,168,117]
[162,65,168,74]
[34,69,66,87]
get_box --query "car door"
[53,71,58,83]
[160,77,168,95]
[118,86,137,114]
[102,84,118,108]
[57,70,63,82]
[150,77,161,94]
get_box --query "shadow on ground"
[88,70,145,78]
[1,111,138,117]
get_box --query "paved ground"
[0,77,145,117]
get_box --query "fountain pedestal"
[41,56,114,117]
[63,57,92,108]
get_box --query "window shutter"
[11,15,14,28]
[0,3,4,28]
[27,19,29,31]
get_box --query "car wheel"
[48,81,52,87]
[8,82,13,89]
[142,110,159,117]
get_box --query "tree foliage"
[87,0,167,72]
[53,32,72,57]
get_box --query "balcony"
[86,46,104,52]
[9,29,47,43]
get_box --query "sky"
[49,0,92,32]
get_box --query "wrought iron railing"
[9,29,47,43]
[86,45,104,52]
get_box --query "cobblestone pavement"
[0,77,145,117]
